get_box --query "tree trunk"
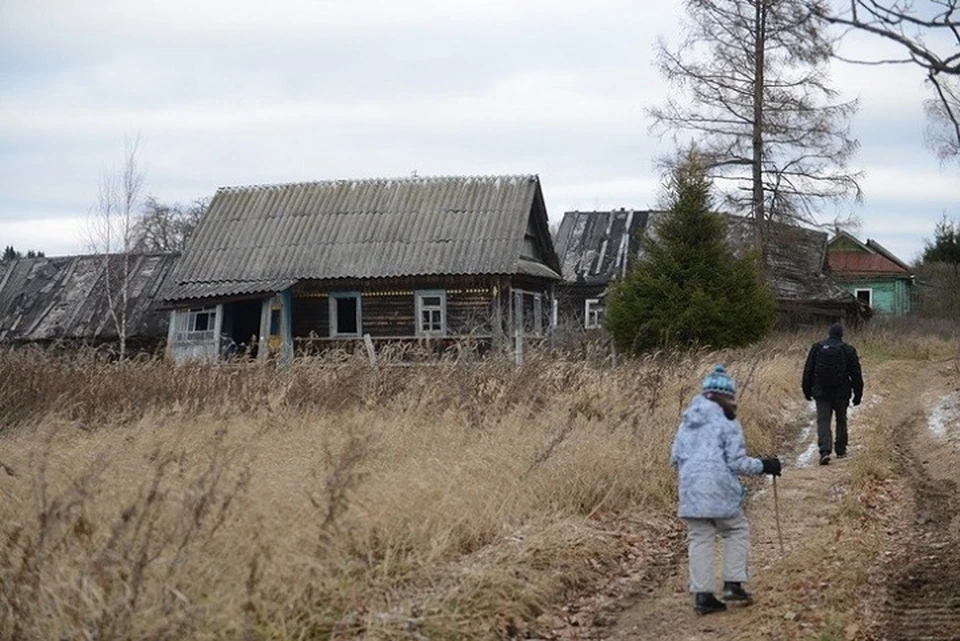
[752,0,766,246]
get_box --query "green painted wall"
[841,278,912,316]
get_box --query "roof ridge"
[563,208,662,215]
[217,173,539,194]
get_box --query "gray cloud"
[1,0,956,265]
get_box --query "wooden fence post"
[363,333,378,371]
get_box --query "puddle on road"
[794,396,883,468]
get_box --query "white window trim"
[172,306,219,343]
[415,289,447,337]
[329,292,362,337]
[584,298,603,329]
[854,288,873,307]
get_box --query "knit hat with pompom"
[701,365,736,399]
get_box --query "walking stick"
[772,475,784,554]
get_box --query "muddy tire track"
[882,424,960,641]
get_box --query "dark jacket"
[802,337,864,401]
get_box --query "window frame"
[415,289,447,337]
[584,298,603,329]
[174,306,218,342]
[854,288,873,307]
[328,291,362,337]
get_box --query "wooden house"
[158,174,561,363]
[552,210,861,329]
[0,253,178,348]
[826,230,915,316]
[552,209,651,329]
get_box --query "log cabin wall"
[290,276,512,343]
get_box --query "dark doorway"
[227,299,262,356]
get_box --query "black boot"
[722,581,753,603]
[694,592,727,615]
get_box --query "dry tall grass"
[0,325,955,640]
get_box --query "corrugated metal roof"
[163,174,560,303]
[0,253,179,343]
[554,209,652,283]
[154,279,298,308]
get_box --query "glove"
[761,457,782,477]
[852,396,862,406]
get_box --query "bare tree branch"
[821,0,960,160]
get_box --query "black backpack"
[814,342,848,391]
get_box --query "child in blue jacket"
[671,365,782,615]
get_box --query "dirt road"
[599,359,960,641]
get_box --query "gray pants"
[816,396,849,456]
[683,512,750,593]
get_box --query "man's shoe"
[694,592,727,615]
[722,581,753,603]
[836,450,847,458]
[819,454,831,466]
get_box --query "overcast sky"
[1,0,957,264]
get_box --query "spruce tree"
[604,153,775,354]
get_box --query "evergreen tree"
[915,215,960,319]
[1,246,45,261]
[922,215,960,265]
[604,152,775,354]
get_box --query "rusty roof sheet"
[828,251,911,275]
[163,174,560,303]
[865,239,912,272]
[0,253,179,343]
[554,209,652,283]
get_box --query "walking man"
[671,365,782,615]
[802,323,864,465]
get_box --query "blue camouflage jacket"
[670,394,764,519]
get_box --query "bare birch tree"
[649,0,862,243]
[87,136,145,360]
[821,1,960,163]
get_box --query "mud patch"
[881,431,960,641]
[928,392,959,441]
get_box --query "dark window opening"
[194,311,211,332]
[335,296,359,335]
[270,308,281,336]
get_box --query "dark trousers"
[815,397,848,456]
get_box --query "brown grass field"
[1,321,957,641]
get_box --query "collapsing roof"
[0,253,179,343]
[553,209,653,284]
[725,217,854,306]
[161,174,561,305]
[554,208,856,307]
